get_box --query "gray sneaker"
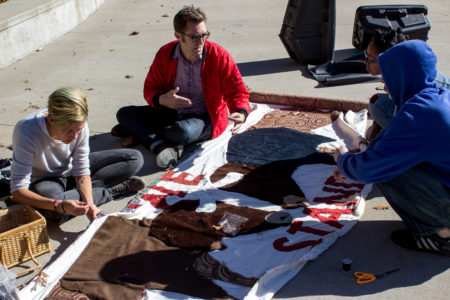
[110,176,146,198]
[155,145,184,169]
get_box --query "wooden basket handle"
[16,233,42,276]
[0,233,42,276]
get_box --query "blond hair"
[47,87,88,126]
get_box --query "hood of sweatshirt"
[378,40,439,109]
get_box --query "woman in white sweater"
[10,87,145,221]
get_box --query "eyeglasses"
[364,50,378,65]
[181,31,210,43]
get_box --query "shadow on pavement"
[237,58,300,76]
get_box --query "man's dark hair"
[173,5,206,33]
[371,28,408,53]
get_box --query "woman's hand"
[62,200,90,216]
[86,203,101,221]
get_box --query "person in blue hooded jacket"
[364,29,449,142]
[334,40,450,256]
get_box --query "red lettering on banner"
[141,186,187,209]
[126,203,142,210]
[140,194,170,209]
[287,220,333,236]
[314,196,357,206]
[139,171,203,210]
[160,170,204,185]
[314,186,359,206]
[273,237,322,252]
[273,174,363,252]
[303,207,353,229]
[322,186,360,197]
[325,176,364,189]
[151,185,187,198]
[312,176,363,206]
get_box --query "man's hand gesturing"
[159,87,192,109]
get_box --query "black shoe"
[391,229,450,257]
[111,124,131,138]
[111,176,146,198]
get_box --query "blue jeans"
[368,93,395,129]
[30,149,144,208]
[376,164,450,236]
[116,105,213,150]
[369,70,449,128]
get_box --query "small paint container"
[342,258,352,272]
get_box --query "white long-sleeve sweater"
[10,109,90,192]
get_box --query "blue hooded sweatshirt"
[337,40,450,187]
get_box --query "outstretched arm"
[75,175,100,221]
[12,188,90,216]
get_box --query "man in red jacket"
[112,5,250,169]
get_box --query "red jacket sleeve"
[218,49,250,115]
[143,42,178,107]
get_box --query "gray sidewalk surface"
[1,0,449,299]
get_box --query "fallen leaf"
[24,80,29,84]
[129,31,139,36]
[87,88,94,91]
[21,102,40,112]
[373,205,390,210]
[109,49,115,52]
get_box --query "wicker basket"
[0,205,51,273]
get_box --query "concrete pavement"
[1,0,449,298]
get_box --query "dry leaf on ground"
[373,205,390,210]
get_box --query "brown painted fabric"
[149,200,286,250]
[60,216,230,300]
[249,91,368,112]
[248,108,340,133]
[211,153,335,206]
[44,283,90,300]
[193,253,257,287]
